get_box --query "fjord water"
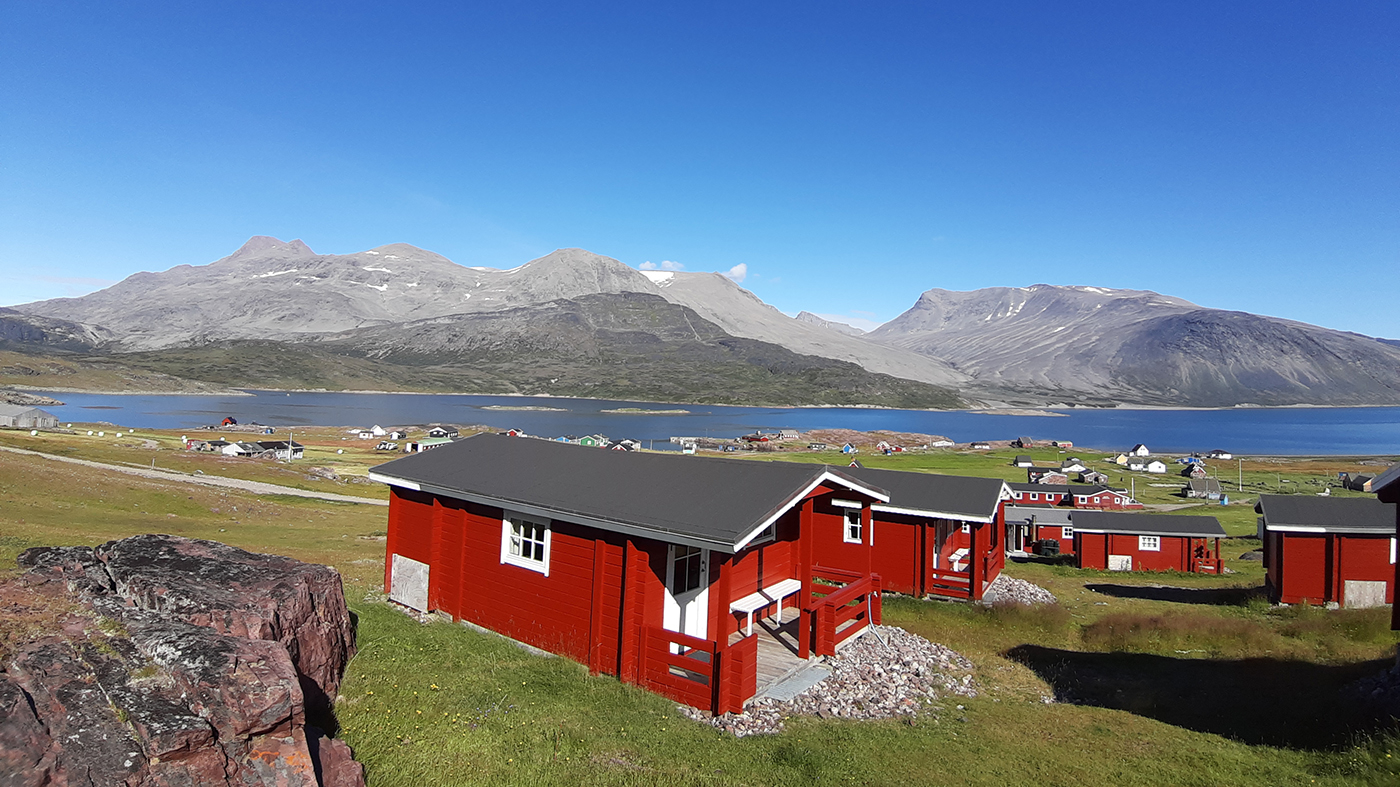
[29,390,1400,455]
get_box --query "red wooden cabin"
[812,466,1009,601]
[369,434,890,715]
[1256,494,1397,608]
[1072,511,1225,574]
[1003,483,1141,511]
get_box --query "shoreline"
[14,385,1400,414]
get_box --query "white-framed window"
[749,523,776,546]
[961,523,971,534]
[843,509,863,543]
[1138,535,1160,552]
[500,512,551,575]
[1029,493,1039,501]
[669,544,706,595]
[1391,538,1396,565]
[1062,526,1073,540]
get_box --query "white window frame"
[843,508,863,544]
[1062,526,1073,541]
[1138,535,1160,552]
[961,523,971,534]
[1029,493,1038,501]
[500,512,551,576]
[750,523,776,546]
[1391,538,1396,565]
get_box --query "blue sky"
[2,2,1396,336]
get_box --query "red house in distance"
[1072,511,1226,574]
[1256,494,1397,608]
[369,434,891,715]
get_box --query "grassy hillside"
[3,435,1399,785]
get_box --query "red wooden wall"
[1266,532,1395,605]
[1075,533,1197,572]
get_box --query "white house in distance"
[1130,444,1151,457]
[1207,449,1233,460]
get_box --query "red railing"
[926,567,972,600]
[639,626,757,715]
[808,567,881,656]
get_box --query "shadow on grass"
[1085,583,1263,606]
[1006,644,1391,749]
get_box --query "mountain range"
[9,237,1400,409]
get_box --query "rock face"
[870,284,1400,407]
[2,535,362,787]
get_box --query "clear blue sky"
[2,2,1396,336]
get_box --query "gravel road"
[0,445,387,506]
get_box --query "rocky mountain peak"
[795,311,867,336]
[226,235,316,262]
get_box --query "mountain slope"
[313,292,965,408]
[795,311,867,337]
[871,285,1400,407]
[646,271,968,388]
[0,308,113,353]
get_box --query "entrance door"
[664,545,710,644]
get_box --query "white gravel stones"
[683,625,977,736]
[981,575,1058,606]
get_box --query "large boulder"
[3,535,362,787]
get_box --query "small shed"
[1185,478,1223,500]
[1079,470,1109,485]
[1013,455,1034,468]
[969,442,992,450]
[1013,437,1036,449]
[0,405,59,429]
[1256,495,1397,608]
[1073,511,1226,574]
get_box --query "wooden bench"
[729,578,804,636]
[949,548,970,572]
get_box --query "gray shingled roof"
[1002,506,1074,526]
[1255,494,1397,533]
[838,466,1006,522]
[1070,511,1226,538]
[369,433,888,552]
[1373,464,1400,495]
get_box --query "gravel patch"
[981,575,1058,606]
[682,625,977,736]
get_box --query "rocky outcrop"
[2,535,361,787]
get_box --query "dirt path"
[0,445,388,506]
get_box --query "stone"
[681,625,977,736]
[4,534,363,787]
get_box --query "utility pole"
[1238,457,1243,492]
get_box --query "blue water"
[24,390,1400,456]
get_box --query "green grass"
[5,444,1400,785]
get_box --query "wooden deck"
[730,606,807,694]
